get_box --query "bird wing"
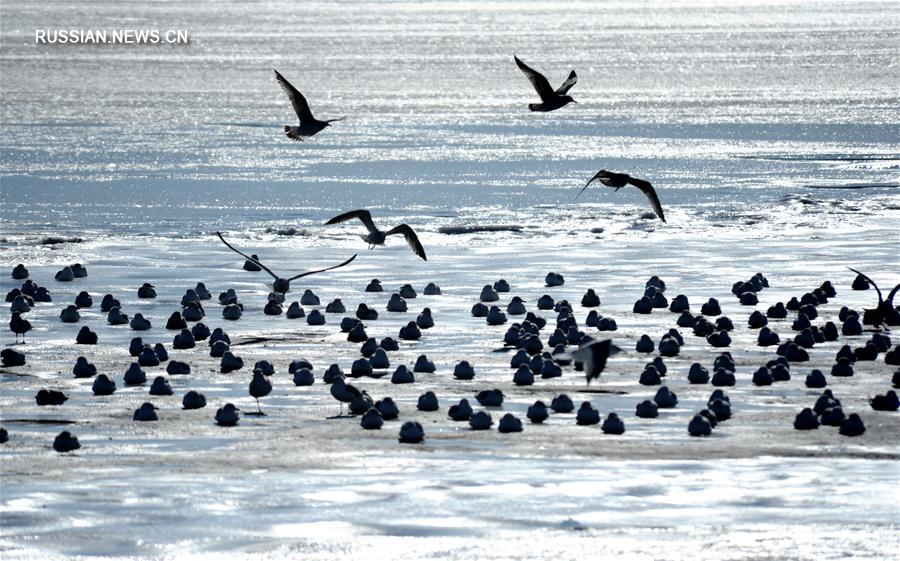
[514,56,555,102]
[576,170,606,199]
[627,177,667,223]
[216,232,279,280]
[385,224,427,261]
[286,254,357,281]
[324,209,378,233]
[555,70,578,96]
[274,69,315,123]
[848,268,883,305]
[886,283,900,307]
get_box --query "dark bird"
[329,376,362,416]
[578,170,666,222]
[325,210,427,260]
[9,312,31,343]
[847,268,900,327]
[514,56,577,112]
[274,69,344,141]
[570,339,622,384]
[248,370,273,415]
[216,232,357,294]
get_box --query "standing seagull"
[578,170,667,222]
[325,210,427,261]
[514,56,578,112]
[274,69,344,141]
[329,376,362,417]
[217,232,357,293]
[248,370,273,415]
[9,312,31,344]
[571,339,622,384]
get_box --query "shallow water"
[1,0,899,559]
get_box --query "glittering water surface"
[1,0,899,559]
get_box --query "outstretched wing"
[325,209,377,233]
[514,56,554,102]
[274,69,315,123]
[627,177,666,223]
[385,224,427,261]
[216,232,279,281]
[555,70,578,96]
[886,283,900,306]
[286,254,358,281]
[577,170,606,199]
[848,267,883,305]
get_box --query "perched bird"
[274,69,344,141]
[325,210,427,260]
[571,339,623,384]
[847,268,899,327]
[216,232,356,293]
[248,370,273,415]
[514,56,577,112]
[578,170,666,222]
[9,312,31,343]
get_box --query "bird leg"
[256,398,263,416]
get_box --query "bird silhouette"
[848,268,900,327]
[571,339,622,384]
[216,232,356,293]
[274,69,344,141]
[248,370,273,415]
[9,312,31,344]
[514,56,577,112]
[325,210,427,260]
[329,376,363,417]
[578,170,666,222]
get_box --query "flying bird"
[578,170,666,222]
[274,69,344,141]
[514,56,578,112]
[325,210,427,260]
[848,268,900,327]
[571,339,622,384]
[216,232,357,294]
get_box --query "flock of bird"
[1,57,897,453]
[274,58,668,225]
[2,253,898,452]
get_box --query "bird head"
[564,96,578,105]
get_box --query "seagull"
[325,210,427,260]
[248,370,273,415]
[848,268,900,327]
[570,339,622,384]
[9,312,31,344]
[578,170,666,222]
[514,56,577,112]
[329,376,362,417]
[216,232,357,293]
[274,69,344,141]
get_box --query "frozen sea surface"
[1,0,899,559]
